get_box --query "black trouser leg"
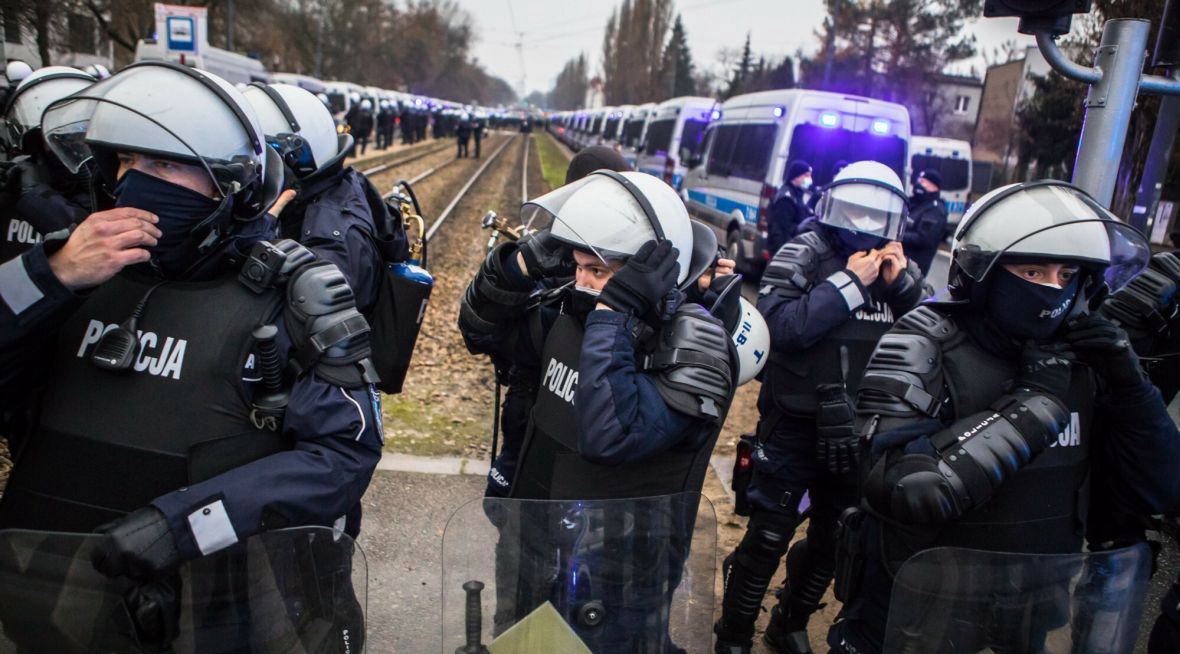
[715,510,800,645]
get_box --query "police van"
[682,89,911,275]
[635,96,716,190]
[908,136,972,235]
[134,39,268,85]
[619,102,658,168]
[270,72,327,95]
[602,105,636,148]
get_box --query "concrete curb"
[376,452,490,476]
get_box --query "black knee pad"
[735,510,799,573]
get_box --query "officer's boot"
[714,513,796,654]
[763,538,832,654]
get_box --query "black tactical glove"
[599,240,680,318]
[1013,340,1073,400]
[815,383,859,475]
[518,227,574,280]
[1063,313,1146,391]
[118,575,182,653]
[92,506,181,581]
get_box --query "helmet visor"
[4,77,93,150]
[954,184,1150,292]
[523,173,659,261]
[818,181,907,241]
[42,96,229,196]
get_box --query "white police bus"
[681,89,911,275]
[619,102,658,169]
[908,136,972,235]
[635,96,716,190]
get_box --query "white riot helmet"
[360,99,372,111]
[241,82,348,179]
[815,160,908,249]
[5,61,32,85]
[3,66,95,152]
[731,297,768,384]
[40,61,282,221]
[950,180,1150,296]
[523,170,699,285]
[349,92,360,103]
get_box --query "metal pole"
[1069,19,1152,208]
[1130,69,1180,233]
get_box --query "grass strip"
[533,132,569,192]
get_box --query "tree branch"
[84,1,137,53]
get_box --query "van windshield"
[327,92,347,116]
[787,124,907,186]
[621,119,645,147]
[644,119,674,155]
[910,154,970,191]
[680,119,708,158]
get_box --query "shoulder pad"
[856,320,947,418]
[796,230,832,257]
[892,305,958,342]
[1101,267,1178,334]
[643,303,735,422]
[284,260,376,388]
[760,240,819,298]
[1150,251,1180,284]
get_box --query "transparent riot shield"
[0,526,366,654]
[442,493,716,654]
[883,544,1151,654]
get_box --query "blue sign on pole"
[166,16,195,52]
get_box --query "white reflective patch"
[0,257,44,315]
[826,270,865,311]
[187,499,239,556]
[333,515,346,542]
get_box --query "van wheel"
[726,228,742,269]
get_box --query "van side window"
[730,124,776,181]
[706,125,741,176]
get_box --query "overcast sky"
[456,0,1049,97]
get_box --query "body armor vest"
[766,235,897,416]
[930,326,1093,554]
[510,312,717,500]
[0,271,288,532]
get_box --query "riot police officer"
[0,66,97,264]
[829,180,1180,653]
[714,161,928,654]
[0,62,381,650]
[765,160,813,257]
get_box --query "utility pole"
[1129,0,1180,234]
[314,6,325,80]
[506,0,526,99]
[1035,17,1180,209]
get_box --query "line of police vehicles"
[549,90,973,277]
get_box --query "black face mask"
[567,286,601,322]
[828,226,887,256]
[115,169,227,278]
[986,270,1079,341]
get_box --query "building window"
[68,13,96,55]
[4,11,21,44]
[953,94,971,115]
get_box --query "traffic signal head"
[984,0,1093,36]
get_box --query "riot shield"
[442,493,716,654]
[0,526,366,654]
[883,544,1151,654]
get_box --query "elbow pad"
[868,392,1068,525]
[284,260,376,388]
[458,243,534,336]
[643,303,736,422]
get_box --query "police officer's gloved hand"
[599,240,680,318]
[119,575,182,653]
[518,228,574,280]
[92,506,181,581]
[13,157,46,195]
[815,383,859,475]
[1013,340,1073,400]
[1063,313,1146,391]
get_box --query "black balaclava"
[565,145,630,184]
[115,169,231,278]
[820,223,887,259]
[984,267,1080,342]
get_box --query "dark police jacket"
[901,193,947,277]
[460,269,717,500]
[757,229,927,424]
[0,238,382,563]
[0,181,91,264]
